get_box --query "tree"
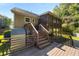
[53,4,70,17]
[3,18,12,28]
[53,3,79,33]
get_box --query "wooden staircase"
[24,23,50,49]
[36,24,50,49]
[36,30,50,48]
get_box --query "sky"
[0,3,59,19]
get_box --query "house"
[11,7,39,28]
[11,7,61,29]
[11,7,62,49]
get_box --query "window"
[25,17,30,22]
[33,19,34,22]
[33,19,35,23]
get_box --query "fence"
[0,34,26,56]
[11,38,26,53]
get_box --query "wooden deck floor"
[10,42,60,56]
[10,42,79,56]
[47,45,79,56]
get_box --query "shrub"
[62,25,74,35]
[73,28,79,33]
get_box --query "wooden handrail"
[39,24,49,34]
[30,23,39,44]
[30,23,38,34]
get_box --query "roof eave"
[11,8,39,18]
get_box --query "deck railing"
[27,23,39,46]
[11,36,26,53]
[39,24,49,34]
[0,34,26,56]
[30,23,38,35]
[39,24,50,42]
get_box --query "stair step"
[39,36,46,39]
[38,42,50,48]
[38,31,46,36]
[39,35,48,38]
[38,37,47,41]
[39,35,46,38]
[38,39,49,45]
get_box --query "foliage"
[74,28,79,33]
[3,18,12,28]
[62,26,73,35]
[53,3,79,33]
[53,3,79,17]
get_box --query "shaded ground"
[10,42,60,56]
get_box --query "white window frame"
[24,17,31,23]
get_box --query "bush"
[68,24,76,32]
[73,28,79,33]
[62,25,73,35]
[73,22,79,27]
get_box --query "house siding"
[14,13,38,28]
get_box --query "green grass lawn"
[62,34,79,41]
[53,32,79,41]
